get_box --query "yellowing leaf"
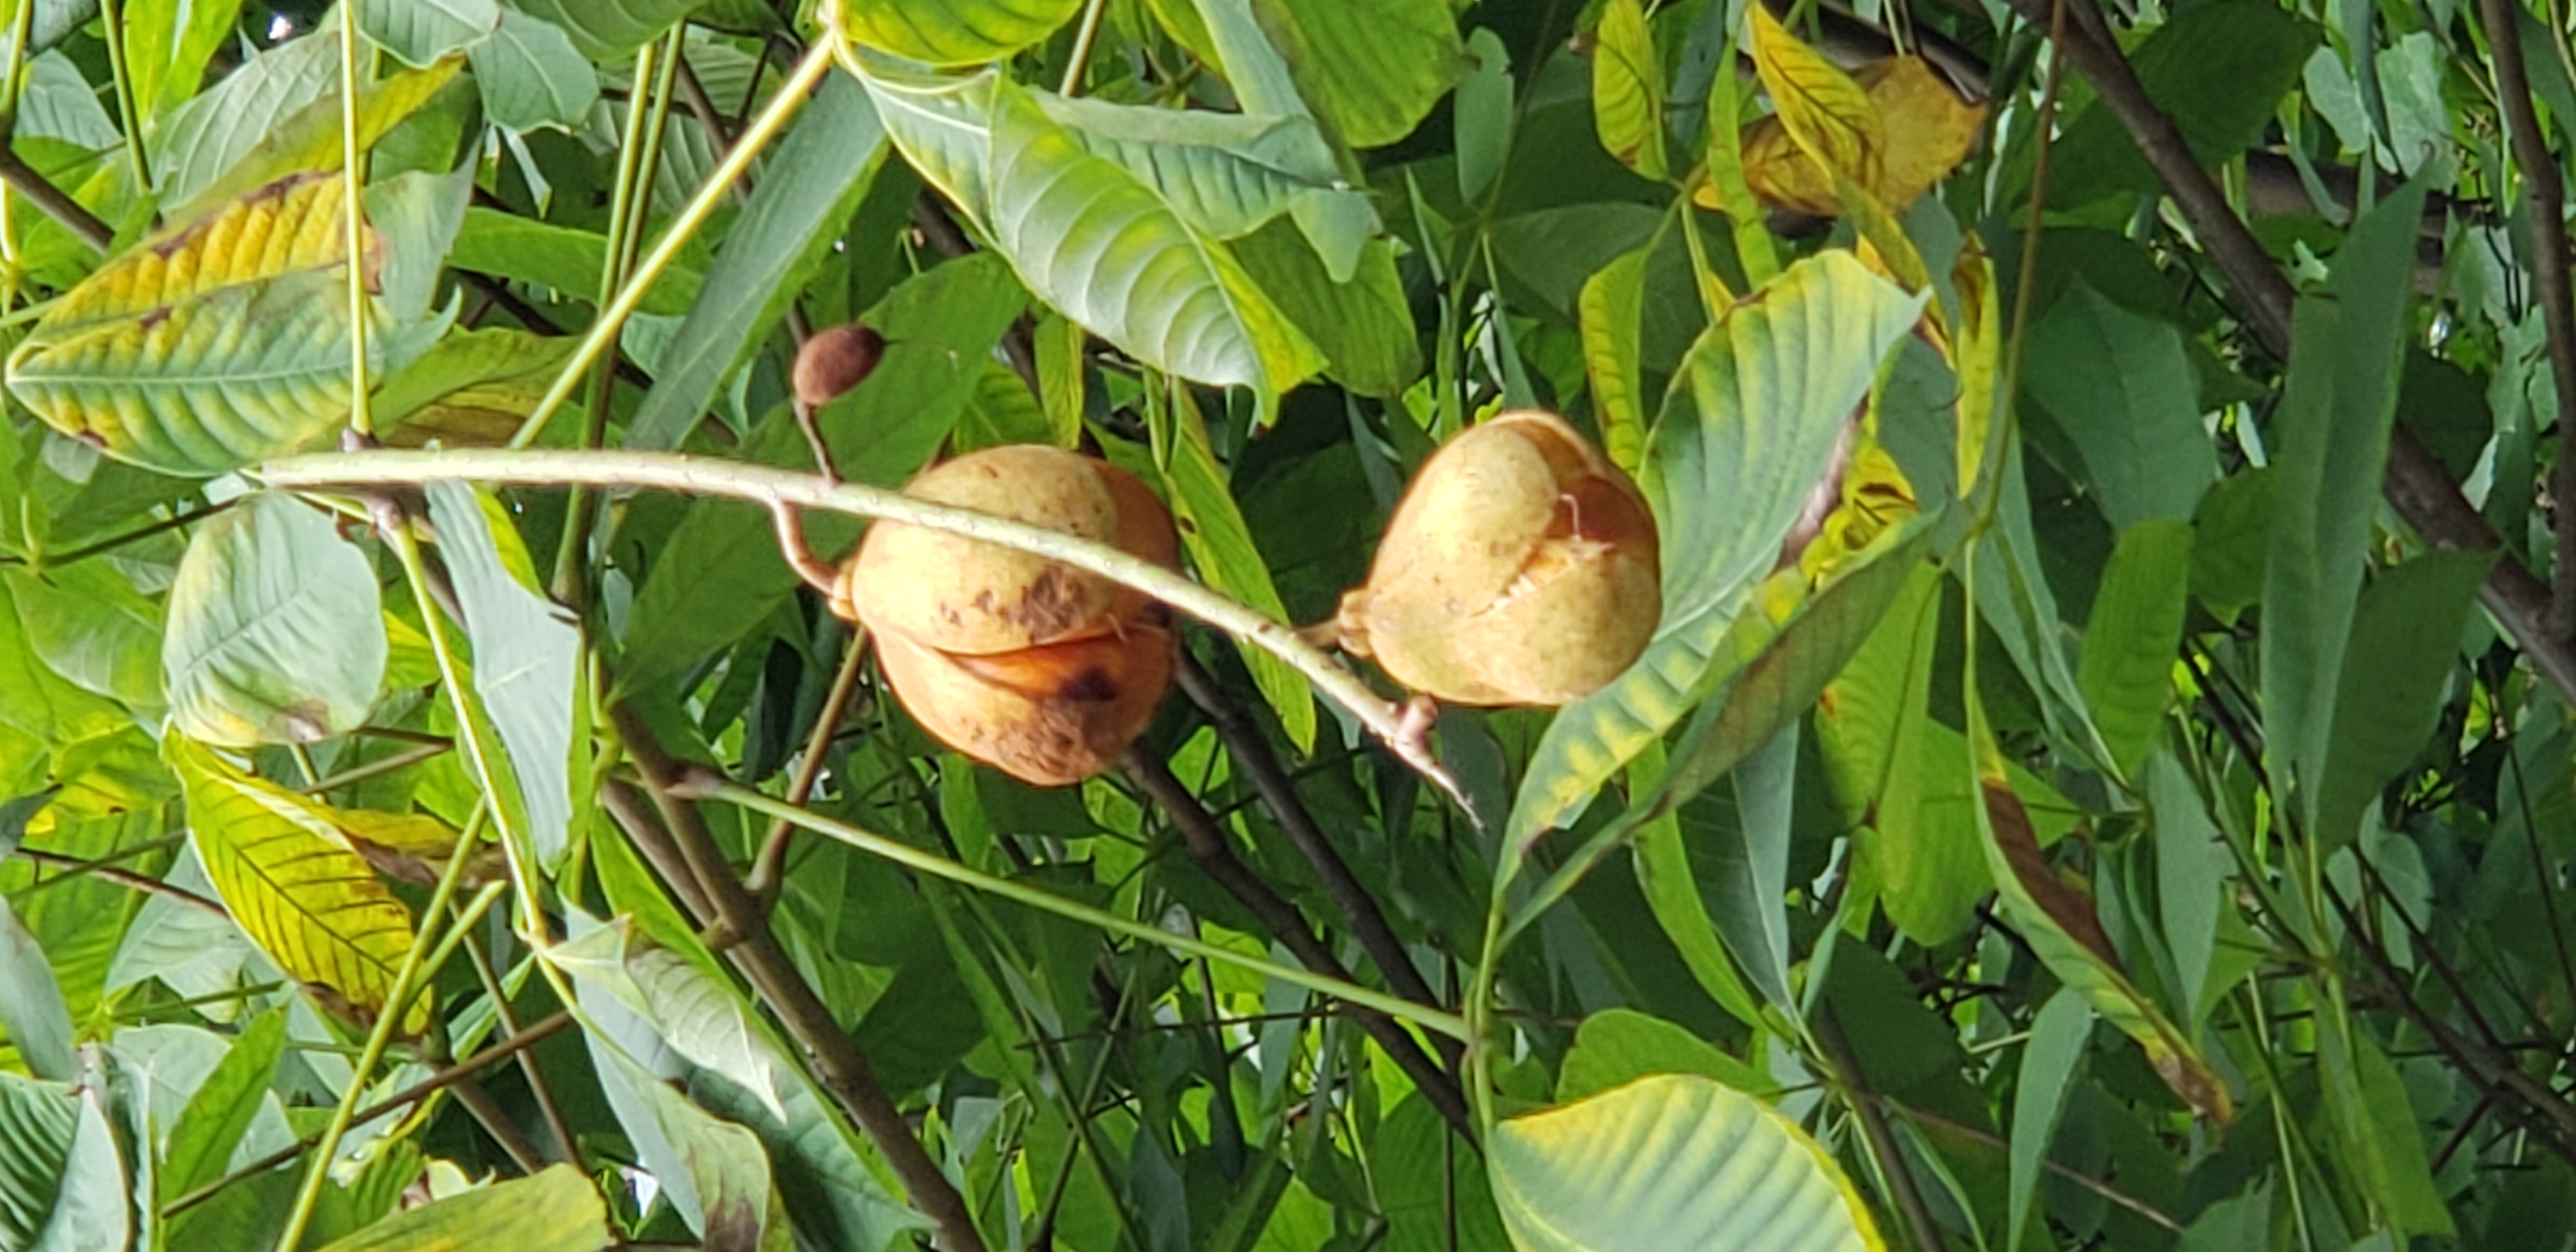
[171,738,433,1035]
[1728,54,1984,217]
[7,175,379,477]
[1590,0,1667,180]
[1747,6,1881,202]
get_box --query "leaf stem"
[258,447,1478,815]
[693,776,1476,1042]
[339,1,371,437]
[96,0,150,191]
[508,41,835,450]
[1059,0,1111,96]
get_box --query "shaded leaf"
[2007,991,2092,1252]
[159,1010,285,1203]
[1228,221,1418,398]
[0,1073,79,1251]
[163,492,386,747]
[447,208,702,314]
[507,0,694,58]
[167,57,467,227]
[2024,285,2216,528]
[2076,519,2191,779]
[426,482,578,868]
[307,1164,607,1252]
[355,0,498,67]
[1241,0,1465,148]
[834,0,1084,68]
[0,896,73,1081]
[470,9,599,134]
[6,564,162,712]
[1161,392,1315,749]
[591,1040,792,1252]
[1556,1009,1775,1102]
[151,31,337,212]
[1490,1074,1882,1251]
[171,738,431,1035]
[2315,549,2491,846]
[375,326,578,447]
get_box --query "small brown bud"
[793,323,885,409]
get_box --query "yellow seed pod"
[839,445,1179,786]
[1335,411,1660,706]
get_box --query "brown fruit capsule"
[793,323,885,409]
[839,445,1179,786]
[1333,410,1660,706]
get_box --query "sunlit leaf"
[163,492,387,747]
[1236,0,1466,148]
[1490,1074,1883,1252]
[1160,390,1315,750]
[509,0,695,57]
[6,563,162,712]
[167,57,466,227]
[834,0,1085,68]
[306,1164,607,1252]
[1745,6,1882,210]
[1579,247,1650,477]
[1732,56,1983,217]
[170,738,432,1035]
[1590,0,1667,180]
[126,0,245,120]
[151,30,337,211]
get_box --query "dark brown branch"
[15,848,222,913]
[1122,751,1476,1138]
[2480,0,2576,637]
[1818,1011,1949,1252]
[446,1072,546,1174]
[163,1011,577,1216]
[1993,0,2576,705]
[0,144,109,251]
[463,933,585,1172]
[452,270,659,396]
[607,704,990,1252]
[1174,657,1462,1073]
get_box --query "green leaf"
[590,1039,792,1252]
[1557,1009,1773,1101]
[2024,285,2216,528]
[2319,1021,2454,1237]
[8,174,443,477]
[0,577,127,754]
[1578,247,1650,477]
[448,208,703,315]
[356,0,500,67]
[159,1009,286,1203]
[1509,252,1924,849]
[2260,184,2427,839]
[506,0,694,58]
[1629,741,1764,1030]
[6,564,162,712]
[470,9,599,133]
[2313,549,2491,846]
[1747,4,1883,201]
[125,0,245,120]
[2007,990,2092,1252]
[618,254,1023,685]
[627,72,887,450]
[980,77,1321,395]
[1161,394,1316,749]
[1591,0,1666,180]
[834,0,1084,67]
[1490,1073,1883,1252]
[1705,729,1798,1015]
[164,492,387,747]
[1455,27,1512,202]
[151,30,337,211]
[2188,466,2272,625]
[307,1164,608,1252]
[0,896,73,1081]
[2146,749,2225,1034]
[1239,0,1466,148]
[166,57,468,227]
[374,326,579,444]
[2044,2,2320,206]
[1230,223,1418,397]
[2076,519,2191,779]
[0,1073,80,1251]
[170,738,431,1035]
[426,482,578,868]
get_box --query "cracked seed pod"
[1333,410,1660,706]
[839,445,1178,786]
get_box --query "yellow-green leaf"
[308,1164,608,1252]
[1745,6,1882,208]
[1161,390,1316,750]
[835,0,1085,68]
[1591,0,1667,180]
[1491,1074,1885,1251]
[171,738,432,1035]
[163,492,387,747]
[1577,247,1650,476]
[1732,56,1984,217]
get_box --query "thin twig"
[1880,1094,2184,1233]
[1174,657,1459,1073]
[1817,1011,1948,1252]
[746,624,870,901]
[0,134,109,252]
[462,933,585,1172]
[160,1011,576,1216]
[14,848,223,913]
[2480,0,2576,637]
[445,1073,545,1174]
[1991,0,2576,706]
[1123,751,1475,1138]
[608,705,992,1252]
[258,448,1477,817]
[293,741,451,795]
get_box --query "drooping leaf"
[1591,0,1667,180]
[1746,5,1883,209]
[447,208,703,314]
[1489,1073,1883,1252]
[6,175,425,478]
[1508,252,1924,850]
[470,8,599,134]
[1161,392,1316,749]
[834,0,1085,68]
[980,77,1322,395]
[1238,0,1466,148]
[305,1164,608,1252]
[507,0,695,58]
[355,0,499,68]
[425,482,578,869]
[625,72,887,450]
[591,1038,792,1252]
[158,1009,286,1203]
[1731,56,1984,217]
[0,896,73,1081]
[163,492,387,747]
[2076,519,2192,779]
[169,738,431,1035]
[2313,549,2492,846]
[2007,991,2093,1252]
[2024,285,2216,528]
[1579,246,1650,477]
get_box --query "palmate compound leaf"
[1507,252,1924,851]
[5,174,430,478]
[835,0,1085,68]
[864,63,1326,394]
[162,492,387,747]
[169,738,433,1036]
[1490,1074,1885,1252]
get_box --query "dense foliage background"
[5,0,2576,1248]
